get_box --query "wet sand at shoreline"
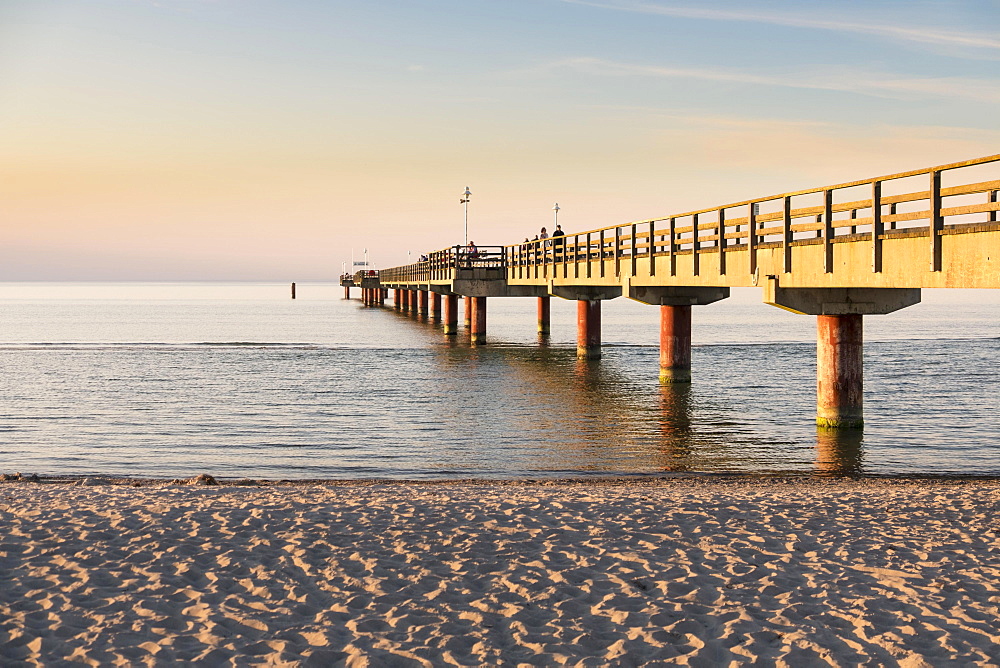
[2,476,999,666]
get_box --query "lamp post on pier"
[461,186,472,246]
[553,202,560,228]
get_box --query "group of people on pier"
[522,225,565,260]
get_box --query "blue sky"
[1,0,997,279]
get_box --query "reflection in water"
[657,384,694,472]
[815,428,865,475]
[391,303,867,478]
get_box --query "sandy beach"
[2,477,999,666]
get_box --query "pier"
[342,155,1000,428]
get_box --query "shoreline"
[3,477,999,665]
[6,471,1000,487]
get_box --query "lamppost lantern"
[460,186,472,246]
[553,202,560,228]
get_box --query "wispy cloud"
[524,57,1000,104]
[561,0,1000,54]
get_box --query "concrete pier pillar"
[400,289,408,311]
[344,286,350,300]
[659,305,692,384]
[817,314,864,429]
[464,296,473,329]
[362,288,369,305]
[471,297,487,345]
[576,299,601,359]
[763,282,921,430]
[378,288,385,305]
[393,289,400,309]
[537,296,551,335]
[419,290,429,316]
[409,290,419,315]
[444,294,459,335]
[430,292,441,320]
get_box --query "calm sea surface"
[1,282,997,479]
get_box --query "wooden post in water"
[444,294,459,335]
[291,282,296,299]
[816,314,864,429]
[659,305,692,384]
[471,297,487,344]
[537,296,551,335]
[576,299,601,359]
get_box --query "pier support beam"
[817,315,864,428]
[444,294,459,335]
[419,290,429,316]
[409,290,419,315]
[576,299,601,359]
[344,286,350,300]
[551,286,620,360]
[464,296,473,329]
[764,279,921,429]
[471,297,487,344]
[430,292,441,320]
[537,297,551,335]
[629,286,729,384]
[393,289,400,309]
[659,305,692,384]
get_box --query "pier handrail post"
[599,229,606,278]
[586,232,592,279]
[872,181,883,273]
[718,208,726,275]
[649,220,656,276]
[747,205,757,275]
[930,169,943,272]
[782,196,792,274]
[614,226,622,277]
[823,189,834,273]
[692,213,700,276]
[669,216,677,277]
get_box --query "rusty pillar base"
[443,294,459,335]
[816,314,864,429]
[537,296,551,335]
[659,305,692,384]
[471,297,487,344]
[576,299,601,359]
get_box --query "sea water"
[0,282,997,479]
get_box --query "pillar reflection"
[657,383,693,471]
[815,427,865,475]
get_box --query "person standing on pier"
[551,224,565,260]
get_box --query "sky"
[1,0,998,280]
